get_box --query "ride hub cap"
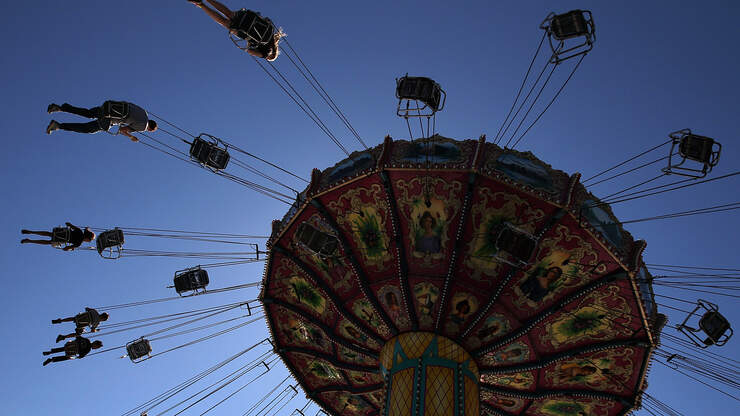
[380,332,480,416]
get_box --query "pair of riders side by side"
[43,308,108,366]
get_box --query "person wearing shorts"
[21,222,95,251]
[188,0,284,61]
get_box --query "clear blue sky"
[1,1,738,415]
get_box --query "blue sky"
[1,1,738,415]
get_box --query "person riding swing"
[52,307,109,342]
[21,222,95,251]
[45,100,157,142]
[188,0,284,61]
[42,336,102,366]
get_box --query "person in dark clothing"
[188,0,284,61]
[43,337,102,366]
[52,307,109,342]
[21,222,95,251]
[519,266,563,302]
[45,100,157,142]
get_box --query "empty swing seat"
[126,338,152,363]
[699,310,732,346]
[541,10,595,63]
[495,224,537,266]
[663,129,721,178]
[396,76,445,115]
[550,10,591,40]
[173,267,210,296]
[190,136,230,171]
[678,299,733,348]
[295,223,339,258]
[679,134,719,165]
[96,228,124,259]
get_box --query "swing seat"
[494,223,537,267]
[229,10,275,49]
[663,129,721,178]
[126,338,152,363]
[550,10,591,40]
[295,223,339,258]
[679,134,720,165]
[102,100,130,121]
[677,299,733,348]
[173,266,210,296]
[96,228,124,259]
[190,135,230,171]
[541,10,595,64]
[396,75,446,117]
[699,310,732,346]
[51,226,72,248]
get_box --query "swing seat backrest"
[679,135,716,165]
[174,268,210,294]
[189,138,230,170]
[102,101,130,121]
[126,338,152,361]
[232,10,274,45]
[96,228,125,254]
[699,310,731,343]
[63,342,79,357]
[550,10,590,41]
[51,227,71,244]
[207,148,231,170]
[396,77,442,111]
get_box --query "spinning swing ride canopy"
[260,135,663,416]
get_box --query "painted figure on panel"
[352,299,380,328]
[342,324,369,344]
[493,397,517,408]
[556,362,602,382]
[519,250,573,303]
[520,266,563,302]
[488,372,534,389]
[449,292,478,324]
[379,288,402,321]
[416,211,442,254]
[493,341,529,364]
[476,314,509,342]
[409,196,448,257]
[414,282,439,318]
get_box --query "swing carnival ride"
[32,7,740,416]
[262,134,668,416]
